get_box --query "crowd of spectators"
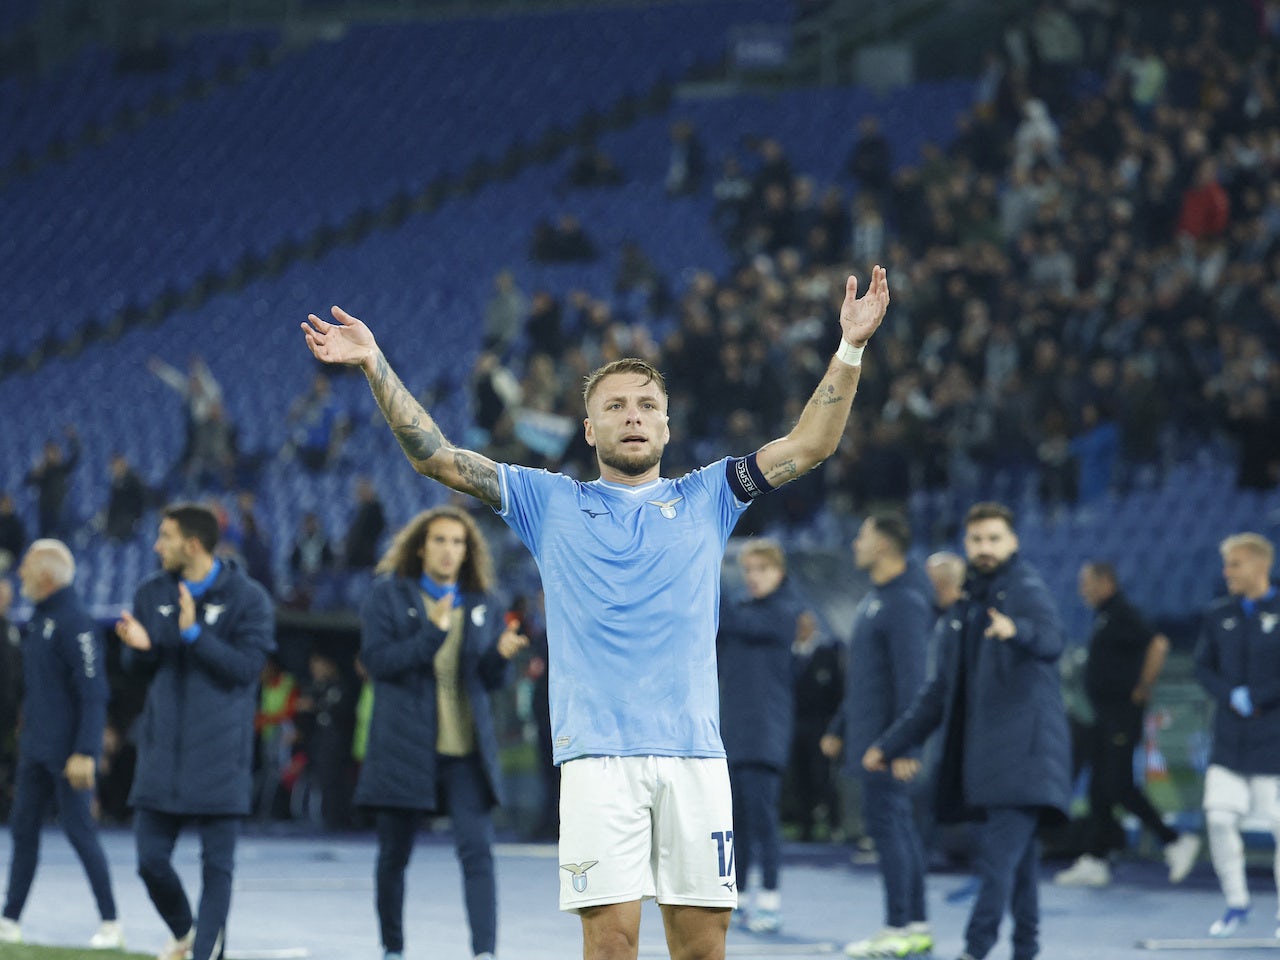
[473,0,1280,549]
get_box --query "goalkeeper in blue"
[300,265,889,960]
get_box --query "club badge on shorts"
[561,860,598,893]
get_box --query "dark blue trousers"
[3,760,117,921]
[966,806,1040,960]
[374,754,497,956]
[730,763,782,892]
[135,808,239,960]
[862,775,927,928]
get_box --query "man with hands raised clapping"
[116,503,274,960]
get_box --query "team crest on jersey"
[42,618,55,639]
[1262,613,1278,634]
[472,604,487,627]
[1222,618,1237,631]
[561,860,598,893]
[204,604,226,626]
[647,496,683,520]
[158,604,175,617]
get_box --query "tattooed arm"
[301,306,501,508]
[754,268,890,488]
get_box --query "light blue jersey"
[497,458,751,764]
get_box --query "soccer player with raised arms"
[300,265,888,960]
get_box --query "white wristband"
[835,339,864,367]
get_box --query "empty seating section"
[5,2,780,356]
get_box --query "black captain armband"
[727,453,774,503]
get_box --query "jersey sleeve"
[692,457,753,535]
[494,463,555,557]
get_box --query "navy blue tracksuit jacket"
[829,569,932,774]
[878,555,1072,822]
[355,575,512,811]
[717,580,804,770]
[1193,587,1280,775]
[125,559,275,815]
[20,586,107,768]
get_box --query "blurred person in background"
[1193,533,1280,938]
[717,538,807,933]
[0,540,122,949]
[823,512,934,958]
[1054,562,1200,888]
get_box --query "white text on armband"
[728,453,773,502]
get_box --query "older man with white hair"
[0,539,123,949]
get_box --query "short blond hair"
[739,537,786,573]
[1220,532,1274,566]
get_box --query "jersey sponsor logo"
[42,618,55,639]
[647,496,684,520]
[1262,613,1278,634]
[561,860,598,893]
[77,631,97,678]
[158,604,175,617]
[204,603,226,626]
[580,508,609,518]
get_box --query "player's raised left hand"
[838,265,890,347]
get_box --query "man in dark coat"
[823,511,934,957]
[355,506,526,960]
[0,540,122,949]
[104,453,148,542]
[785,611,842,843]
[24,429,80,539]
[717,538,806,934]
[1193,532,1280,939]
[344,476,387,570]
[116,503,275,960]
[866,502,1070,960]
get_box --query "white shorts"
[1203,764,1280,819]
[557,756,737,912]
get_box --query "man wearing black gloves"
[865,502,1070,960]
[0,540,122,949]
[718,539,807,934]
[116,503,275,960]
[822,511,934,958]
[1054,562,1200,888]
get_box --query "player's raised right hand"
[301,305,379,369]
